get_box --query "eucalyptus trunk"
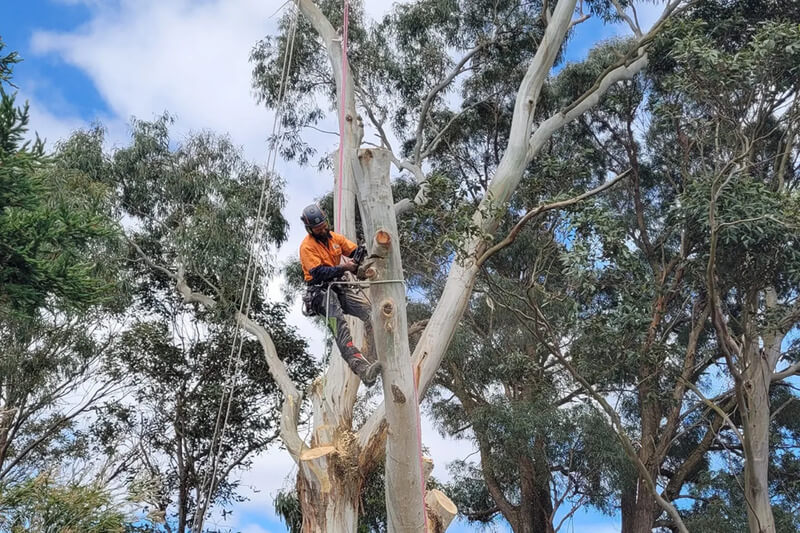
[740,349,776,533]
[297,464,360,533]
[357,147,426,531]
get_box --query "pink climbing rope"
[335,0,349,231]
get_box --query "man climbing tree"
[299,203,381,386]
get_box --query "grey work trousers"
[307,283,375,364]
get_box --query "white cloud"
[31,0,280,156]
[20,90,87,146]
[363,0,410,22]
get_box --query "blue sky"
[1,1,669,531]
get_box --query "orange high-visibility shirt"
[299,231,358,282]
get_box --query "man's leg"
[337,286,376,363]
[313,287,380,385]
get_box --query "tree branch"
[412,43,487,164]
[477,169,630,266]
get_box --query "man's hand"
[341,256,358,272]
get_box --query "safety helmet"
[301,203,327,230]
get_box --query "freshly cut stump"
[426,489,457,532]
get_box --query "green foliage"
[0,42,118,317]
[95,301,315,530]
[274,489,303,533]
[0,475,126,533]
[34,111,311,529]
[108,114,288,313]
[0,40,20,84]
[247,2,800,531]
[0,41,125,502]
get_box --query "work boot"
[347,355,382,386]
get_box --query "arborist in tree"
[299,203,382,386]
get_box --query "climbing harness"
[321,278,405,360]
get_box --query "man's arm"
[308,264,346,284]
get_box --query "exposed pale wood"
[301,446,337,461]
[426,489,457,533]
[422,456,434,484]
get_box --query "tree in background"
[0,39,116,317]
[0,473,126,533]
[53,115,318,531]
[0,38,131,531]
[402,1,800,531]
[663,16,800,532]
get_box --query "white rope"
[192,5,300,531]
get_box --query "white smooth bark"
[358,147,427,532]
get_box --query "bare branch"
[772,361,800,382]
[127,237,178,281]
[355,82,393,151]
[680,377,746,445]
[611,0,642,37]
[412,43,487,163]
[419,90,503,161]
[477,169,630,266]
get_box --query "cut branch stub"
[300,446,337,461]
[374,229,392,251]
[380,299,395,333]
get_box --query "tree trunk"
[518,447,554,533]
[357,147,427,533]
[297,468,360,533]
[248,2,674,531]
[0,407,14,474]
[740,350,776,533]
[620,362,660,533]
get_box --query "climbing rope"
[191,5,300,532]
[335,0,350,231]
